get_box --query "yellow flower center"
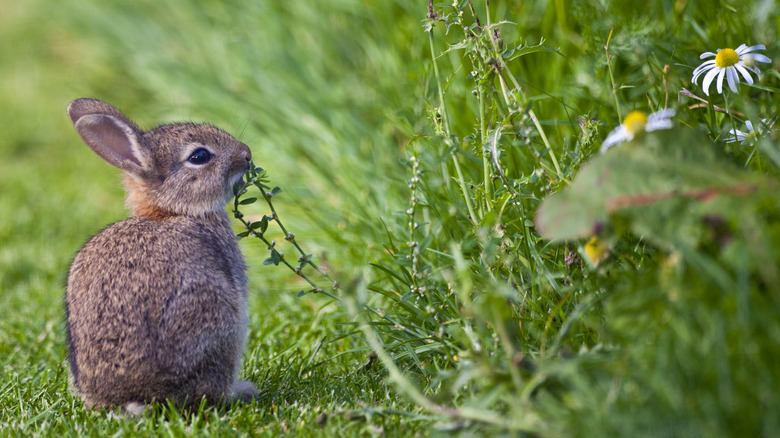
[715,48,739,68]
[624,111,648,137]
[584,236,610,267]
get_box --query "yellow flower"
[600,109,675,153]
[584,236,610,267]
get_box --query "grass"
[1,0,780,436]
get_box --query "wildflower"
[583,236,610,267]
[600,109,675,153]
[726,119,775,143]
[692,44,771,96]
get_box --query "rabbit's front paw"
[230,380,259,403]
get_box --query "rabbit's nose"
[239,144,252,163]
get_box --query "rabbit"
[65,98,258,415]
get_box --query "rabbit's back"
[66,214,247,408]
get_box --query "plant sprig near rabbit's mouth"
[231,162,341,300]
[65,98,257,415]
[231,164,416,337]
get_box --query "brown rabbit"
[65,98,257,415]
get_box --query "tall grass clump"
[340,2,603,432]
[238,1,780,435]
[339,2,779,436]
[236,0,609,432]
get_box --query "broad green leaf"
[535,129,773,248]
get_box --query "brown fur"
[65,98,257,413]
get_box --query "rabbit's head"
[68,98,251,219]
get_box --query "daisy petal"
[699,51,716,59]
[739,44,766,54]
[716,68,726,94]
[750,54,772,64]
[701,67,720,96]
[648,108,675,121]
[693,59,716,72]
[726,67,738,93]
[734,64,754,84]
[692,61,716,82]
[745,121,754,132]
[726,129,747,143]
[735,44,748,54]
[645,119,672,132]
[600,127,627,154]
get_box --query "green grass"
[2,0,780,436]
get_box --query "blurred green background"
[0,0,432,433]
[0,0,425,328]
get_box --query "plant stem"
[605,27,622,123]
[479,86,493,209]
[723,93,738,153]
[528,109,563,180]
[356,295,538,432]
[428,28,479,225]
[259,188,335,285]
[486,35,564,183]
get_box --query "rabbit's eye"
[187,148,214,165]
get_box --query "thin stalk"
[490,304,523,390]
[486,35,564,183]
[605,27,622,123]
[428,29,479,224]
[259,188,335,285]
[479,86,493,209]
[705,94,718,139]
[356,301,539,432]
[234,168,426,332]
[232,165,340,298]
[723,93,738,153]
[528,109,563,180]
[233,206,339,300]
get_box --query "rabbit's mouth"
[234,176,245,191]
[229,172,246,196]
[234,168,247,186]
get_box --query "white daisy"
[600,109,675,154]
[692,44,771,96]
[726,118,775,143]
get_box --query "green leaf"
[249,220,266,231]
[271,186,282,196]
[239,197,258,205]
[394,255,413,267]
[264,249,282,266]
[504,41,550,61]
[534,129,772,248]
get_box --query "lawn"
[1,0,779,436]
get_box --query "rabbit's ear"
[71,112,150,174]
